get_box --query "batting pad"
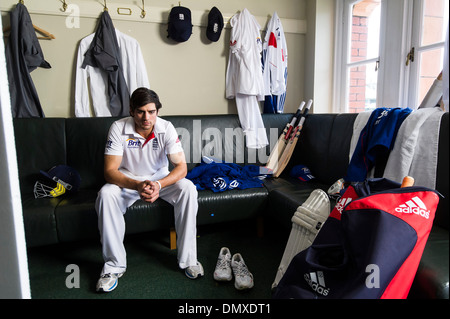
[272,189,330,289]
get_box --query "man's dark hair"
[130,88,162,112]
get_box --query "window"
[408,0,448,108]
[334,0,383,113]
[348,0,381,112]
[334,0,449,113]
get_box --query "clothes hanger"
[3,1,56,40]
[3,25,55,40]
[33,25,56,40]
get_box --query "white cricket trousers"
[95,178,198,276]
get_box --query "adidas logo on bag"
[395,196,430,219]
[334,197,353,214]
[304,271,330,296]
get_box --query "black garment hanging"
[82,11,130,117]
[5,3,51,118]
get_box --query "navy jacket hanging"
[5,3,51,118]
[82,11,130,116]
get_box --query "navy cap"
[206,7,224,42]
[167,6,192,42]
[290,165,315,182]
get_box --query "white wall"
[305,0,335,113]
[0,13,31,299]
[0,0,329,118]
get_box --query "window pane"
[417,47,444,105]
[350,0,381,63]
[421,0,449,46]
[348,62,378,113]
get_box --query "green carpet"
[26,220,288,299]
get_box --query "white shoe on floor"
[214,247,232,282]
[231,253,254,290]
[96,273,124,292]
[185,262,204,279]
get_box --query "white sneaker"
[214,247,232,281]
[231,253,254,290]
[185,262,204,279]
[96,273,123,292]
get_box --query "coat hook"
[103,0,108,11]
[141,0,146,18]
[61,0,67,12]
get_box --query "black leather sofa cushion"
[13,118,67,200]
[53,187,269,244]
[21,197,60,247]
[65,117,120,190]
[13,118,66,246]
[409,226,449,299]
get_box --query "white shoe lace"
[216,255,230,270]
[233,261,251,278]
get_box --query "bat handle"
[401,176,414,188]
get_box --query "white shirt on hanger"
[225,9,268,149]
[262,12,288,97]
[226,8,265,100]
[75,29,150,117]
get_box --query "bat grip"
[401,176,414,188]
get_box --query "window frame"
[406,0,448,109]
[333,0,446,113]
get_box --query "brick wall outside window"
[349,16,369,113]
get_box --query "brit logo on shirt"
[126,138,141,149]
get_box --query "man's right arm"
[104,155,151,198]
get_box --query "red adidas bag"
[274,178,440,299]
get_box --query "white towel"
[383,108,444,188]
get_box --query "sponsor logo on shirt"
[374,110,389,125]
[126,138,141,149]
[152,137,159,150]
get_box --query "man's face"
[131,103,158,134]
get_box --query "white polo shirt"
[105,116,183,182]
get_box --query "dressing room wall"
[1,0,334,118]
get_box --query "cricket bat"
[273,99,313,178]
[266,102,306,172]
